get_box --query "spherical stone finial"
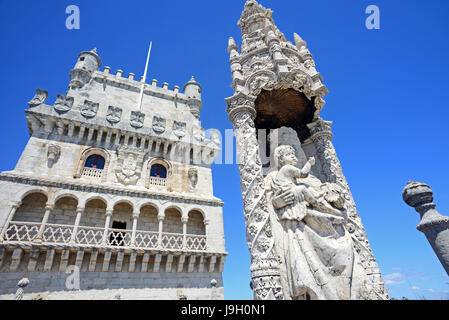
[402,181,436,214]
[17,278,30,288]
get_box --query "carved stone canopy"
[255,89,316,142]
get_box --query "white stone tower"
[0,48,226,300]
[226,0,388,300]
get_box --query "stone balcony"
[2,221,207,251]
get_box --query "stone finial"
[294,33,307,50]
[15,278,30,300]
[402,181,435,214]
[228,37,239,54]
[402,181,449,275]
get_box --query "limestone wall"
[0,271,223,300]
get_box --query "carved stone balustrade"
[2,221,207,252]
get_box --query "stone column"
[307,118,389,299]
[182,216,188,249]
[130,210,139,247]
[157,214,164,247]
[403,182,449,275]
[225,93,284,300]
[0,201,21,240]
[204,218,211,249]
[70,206,84,243]
[102,209,113,245]
[36,203,54,242]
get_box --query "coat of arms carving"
[173,121,186,139]
[81,100,99,118]
[54,94,74,113]
[152,116,166,134]
[106,106,122,124]
[28,89,48,107]
[130,111,145,128]
[115,146,145,185]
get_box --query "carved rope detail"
[229,98,283,300]
[308,119,389,299]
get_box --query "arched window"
[150,164,167,179]
[84,155,105,170]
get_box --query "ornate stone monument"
[226,0,388,300]
[0,48,226,299]
[403,182,449,275]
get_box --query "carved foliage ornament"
[130,111,145,128]
[28,89,48,107]
[81,100,99,118]
[54,94,74,113]
[244,70,276,95]
[106,106,122,124]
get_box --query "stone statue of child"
[272,145,345,225]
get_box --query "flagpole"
[137,41,152,111]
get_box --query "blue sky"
[1,0,448,300]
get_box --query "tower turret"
[69,48,102,89]
[183,76,202,119]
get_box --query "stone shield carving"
[152,116,166,134]
[54,94,74,113]
[106,106,122,124]
[81,100,99,118]
[173,121,186,139]
[130,111,145,128]
[47,143,61,167]
[188,167,198,190]
[115,146,145,185]
[28,89,48,107]
[193,125,205,143]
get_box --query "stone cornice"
[0,172,224,207]
[0,242,229,257]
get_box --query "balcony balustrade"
[2,221,207,251]
[81,167,103,180]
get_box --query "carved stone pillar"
[157,214,164,247]
[36,203,54,242]
[70,206,84,243]
[102,209,113,245]
[182,216,188,249]
[130,210,139,247]
[0,201,21,240]
[403,182,449,275]
[307,118,389,299]
[226,94,284,300]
